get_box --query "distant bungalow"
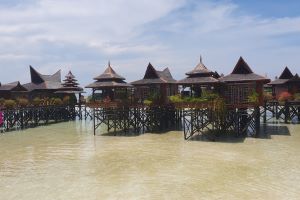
[85,62,132,101]
[0,81,27,99]
[131,63,177,103]
[219,57,270,106]
[178,56,220,97]
[268,67,300,98]
[56,71,84,94]
[55,71,85,103]
[23,66,62,99]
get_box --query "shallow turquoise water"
[0,121,300,200]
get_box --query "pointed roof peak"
[186,56,213,76]
[147,62,154,68]
[231,57,253,74]
[30,65,44,84]
[279,66,294,79]
[66,70,75,78]
[131,63,176,85]
[163,67,170,72]
[144,62,159,79]
[0,81,27,91]
[288,73,300,82]
[93,62,125,81]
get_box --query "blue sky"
[0,0,300,88]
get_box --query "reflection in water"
[0,120,300,200]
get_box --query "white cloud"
[0,0,300,88]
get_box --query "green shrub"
[169,95,183,103]
[143,99,153,106]
[0,98,5,106]
[32,97,41,106]
[263,92,273,101]
[53,98,63,105]
[4,99,16,109]
[63,96,70,104]
[202,90,219,101]
[147,91,160,101]
[294,93,300,101]
[17,98,29,107]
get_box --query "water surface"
[0,121,300,200]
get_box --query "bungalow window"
[226,83,255,105]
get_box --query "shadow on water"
[257,124,291,139]
[188,123,291,142]
[99,130,142,137]
[98,126,174,137]
[189,131,246,143]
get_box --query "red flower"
[278,92,293,101]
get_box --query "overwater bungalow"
[268,67,300,98]
[0,81,27,99]
[85,62,132,101]
[23,66,62,99]
[131,63,177,104]
[219,57,270,106]
[178,56,220,97]
[55,71,85,104]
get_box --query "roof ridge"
[279,66,294,79]
[231,57,253,74]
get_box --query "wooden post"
[79,93,82,120]
[284,101,289,123]
[255,106,260,137]
[263,101,267,123]
[92,89,96,135]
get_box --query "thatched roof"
[179,77,219,85]
[219,57,270,83]
[86,81,132,89]
[93,62,125,81]
[269,67,294,85]
[0,81,27,91]
[185,56,214,76]
[86,62,132,89]
[23,66,62,91]
[178,56,219,85]
[131,63,177,85]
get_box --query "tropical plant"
[263,92,273,101]
[248,90,259,104]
